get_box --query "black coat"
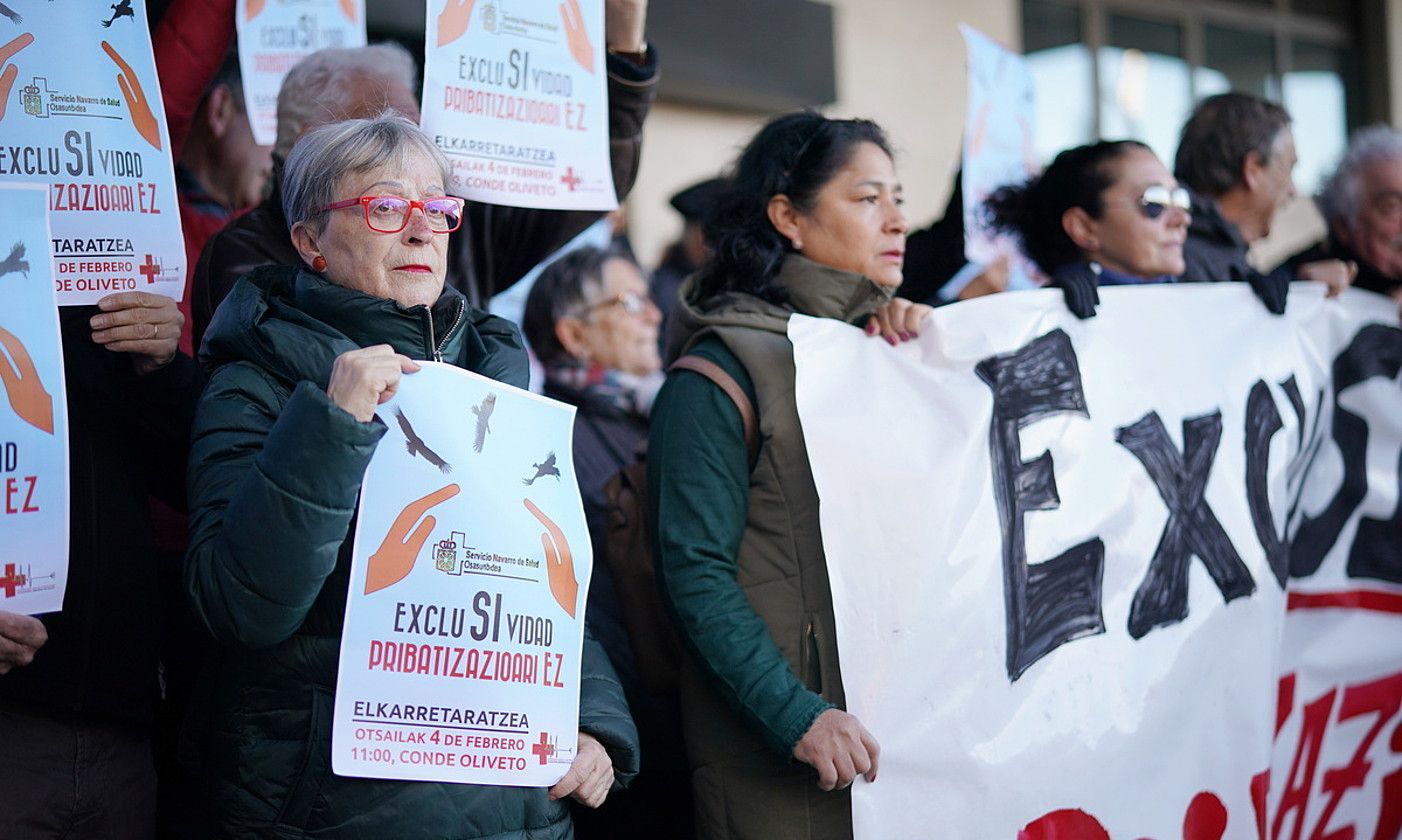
[1180,190,1256,284]
[1289,232,1402,297]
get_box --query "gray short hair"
[1318,125,1402,227]
[281,112,452,232]
[274,43,419,160]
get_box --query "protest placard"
[235,0,367,146]
[0,184,69,615]
[789,285,1401,838]
[960,25,1042,291]
[0,0,184,305]
[421,0,617,211]
[333,363,592,786]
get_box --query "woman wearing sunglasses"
[184,114,639,838]
[987,140,1215,317]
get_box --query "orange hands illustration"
[524,498,579,619]
[0,326,54,436]
[338,0,357,23]
[437,0,477,47]
[101,41,161,151]
[559,0,594,75]
[0,33,33,123]
[365,484,460,595]
[245,0,266,21]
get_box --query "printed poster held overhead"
[421,0,617,211]
[235,0,368,146]
[0,0,184,305]
[0,184,70,615]
[960,24,1043,290]
[333,363,593,786]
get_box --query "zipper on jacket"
[801,614,822,692]
[423,308,437,361]
[434,298,466,362]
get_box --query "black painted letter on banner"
[1290,324,1402,584]
[1244,376,1314,588]
[1117,411,1254,639]
[977,329,1105,682]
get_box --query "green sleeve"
[184,368,385,648]
[647,339,832,759]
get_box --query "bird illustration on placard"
[0,243,28,279]
[472,393,496,453]
[101,0,135,28]
[395,408,451,474]
[522,451,560,485]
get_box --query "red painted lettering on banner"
[1266,670,1402,840]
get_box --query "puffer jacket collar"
[201,264,468,389]
[668,254,892,359]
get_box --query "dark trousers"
[0,708,157,840]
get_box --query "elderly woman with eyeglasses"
[985,140,1292,318]
[183,113,639,839]
[520,247,698,838]
[522,247,662,608]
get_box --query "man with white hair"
[1293,125,1402,300]
[192,0,656,349]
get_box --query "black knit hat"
[669,177,728,222]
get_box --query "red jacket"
[153,0,236,355]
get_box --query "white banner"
[333,362,593,787]
[0,184,69,615]
[0,0,184,305]
[790,285,1402,838]
[421,0,617,210]
[235,0,368,146]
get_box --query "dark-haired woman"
[646,111,929,840]
[986,139,1288,316]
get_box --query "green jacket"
[648,256,891,840]
[185,266,639,839]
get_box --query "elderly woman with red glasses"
[183,113,639,839]
[986,139,1289,317]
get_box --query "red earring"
[312,256,327,272]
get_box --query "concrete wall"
[626,0,1019,268]
[1388,0,1402,129]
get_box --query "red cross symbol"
[560,167,582,192]
[138,255,161,284]
[0,564,27,598]
[531,731,555,765]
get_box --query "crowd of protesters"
[2,1,1402,838]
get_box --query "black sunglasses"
[1139,185,1191,220]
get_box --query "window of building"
[1021,0,1362,193]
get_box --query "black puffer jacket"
[185,266,638,839]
